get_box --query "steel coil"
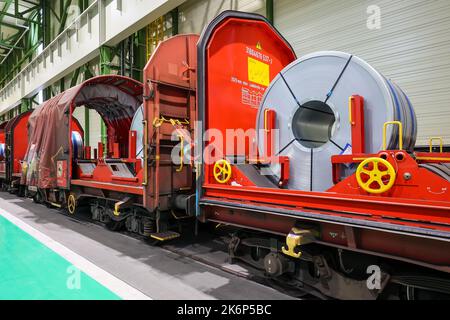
[256,51,417,191]
[71,131,84,159]
[0,143,5,160]
[130,104,144,163]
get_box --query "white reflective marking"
[0,209,151,300]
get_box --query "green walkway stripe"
[0,214,120,300]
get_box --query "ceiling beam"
[0,0,14,26]
[57,0,73,34]
[0,41,23,49]
[21,0,40,6]
[19,4,41,16]
[0,8,41,24]
[0,20,28,30]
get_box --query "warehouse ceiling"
[0,0,41,64]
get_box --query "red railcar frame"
[196,11,450,272]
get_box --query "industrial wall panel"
[103,0,186,45]
[275,0,450,146]
[88,109,103,149]
[71,107,102,149]
[178,0,265,34]
[72,107,85,134]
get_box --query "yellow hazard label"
[248,57,270,87]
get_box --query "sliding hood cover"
[23,75,143,189]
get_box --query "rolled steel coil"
[71,131,84,159]
[420,163,450,182]
[256,51,417,192]
[130,104,144,163]
[0,143,5,160]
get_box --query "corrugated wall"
[275,0,450,146]
[178,0,265,34]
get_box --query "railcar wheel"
[18,186,25,197]
[33,189,44,204]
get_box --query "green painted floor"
[0,214,120,300]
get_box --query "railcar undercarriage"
[220,228,450,300]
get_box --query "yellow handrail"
[264,109,270,132]
[348,96,354,125]
[176,134,184,172]
[153,116,189,128]
[429,137,444,153]
[142,120,148,186]
[383,121,403,150]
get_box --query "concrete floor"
[0,193,293,300]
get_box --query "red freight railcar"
[195,11,450,299]
[23,35,198,238]
[2,111,33,194]
[0,120,7,184]
[12,10,450,299]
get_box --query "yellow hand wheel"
[213,159,232,184]
[67,193,77,215]
[356,157,396,194]
[21,162,28,175]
